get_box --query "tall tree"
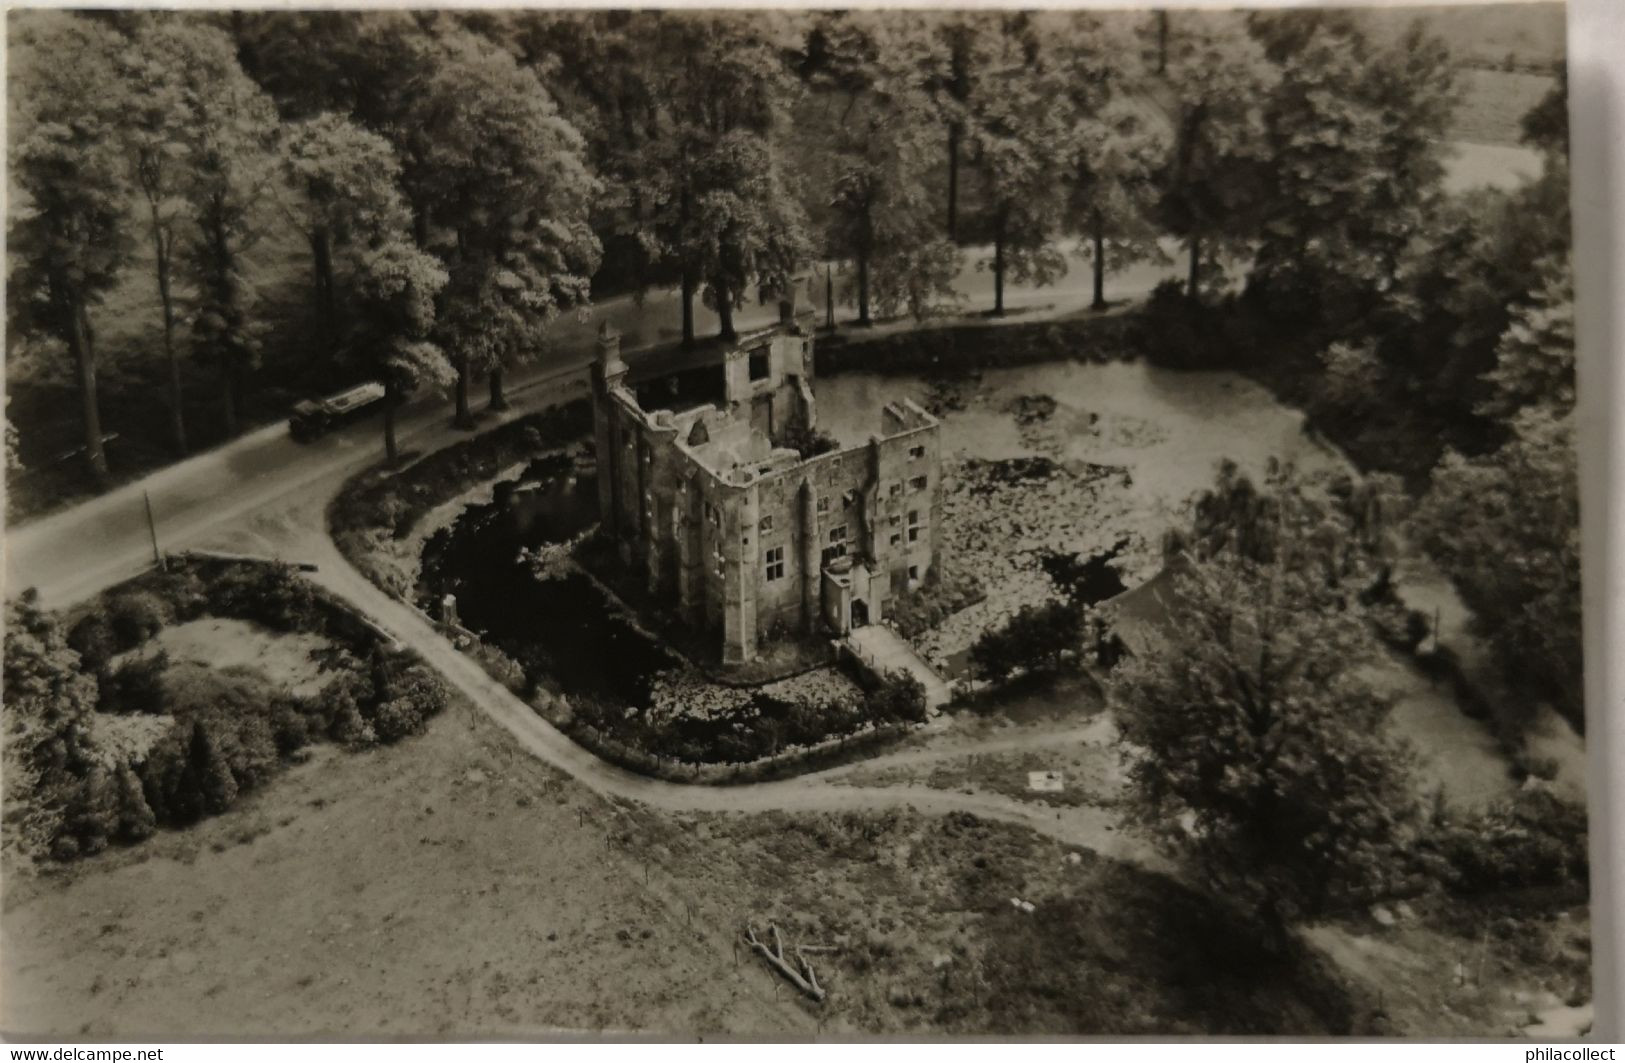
[118,19,197,454]
[1114,466,1423,934]
[1110,554,1423,934]
[149,17,281,437]
[810,14,958,326]
[2,590,104,855]
[1478,255,1575,421]
[1247,12,1457,326]
[921,12,983,242]
[7,14,134,483]
[1416,261,1580,730]
[1416,407,1580,730]
[966,14,1075,316]
[344,241,451,464]
[1069,101,1168,309]
[1155,13,1276,302]
[231,12,445,246]
[638,13,810,346]
[415,30,602,424]
[279,113,417,359]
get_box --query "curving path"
[305,523,1161,870]
[198,460,1161,872]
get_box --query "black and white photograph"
[0,0,1613,1043]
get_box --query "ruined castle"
[590,308,943,664]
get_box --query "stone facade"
[590,314,943,664]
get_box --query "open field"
[0,690,801,1038]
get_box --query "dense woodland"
[6,10,1578,748]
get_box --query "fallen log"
[744,922,827,1003]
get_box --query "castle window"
[909,445,925,461]
[889,532,902,547]
[816,496,830,515]
[909,475,928,492]
[889,513,901,527]
[764,546,785,581]
[888,482,902,498]
[748,349,770,382]
[908,565,920,583]
[907,509,923,543]
[759,515,774,533]
[842,490,856,508]
[822,524,848,567]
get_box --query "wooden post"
[144,490,164,570]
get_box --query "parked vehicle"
[288,382,388,442]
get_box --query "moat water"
[417,456,678,705]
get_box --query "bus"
[287,381,388,442]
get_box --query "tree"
[970,600,1083,683]
[1155,13,1276,302]
[278,113,416,361]
[1416,377,1580,731]
[1478,255,1574,421]
[920,12,984,241]
[1372,152,1571,434]
[636,13,810,346]
[1068,101,1169,310]
[7,13,135,483]
[347,239,453,464]
[1109,556,1423,934]
[1520,63,1568,161]
[414,31,602,423]
[118,19,197,454]
[813,14,959,326]
[112,764,158,843]
[1247,12,1457,326]
[187,720,240,817]
[2,589,104,855]
[232,11,446,248]
[966,14,1076,316]
[151,17,281,437]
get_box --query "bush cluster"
[562,666,926,769]
[15,560,449,859]
[970,600,1084,684]
[887,569,987,640]
[1427,789,1589,895]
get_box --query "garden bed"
[5,557,450,862]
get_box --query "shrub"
[67,613,119,671]
[98,651,170,715]
[1430,789,1589,895]
[106,591,174,649]
[970,601,1083,684]
[156,564,211,622]
[469,640,527,695]
[363,650,448,743]
[203,563,323,633]
[51,762,156,858]
[865,669,929,725]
